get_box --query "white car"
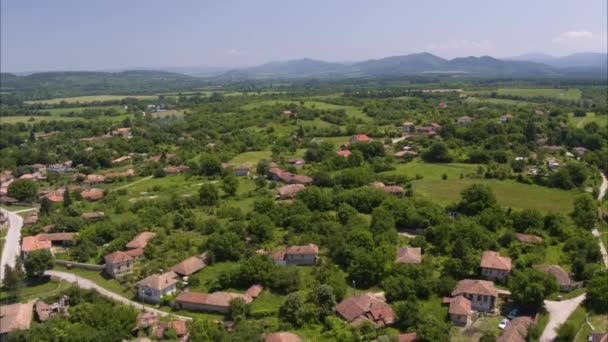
[498,319,510,330]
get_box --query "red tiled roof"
[246,285,263,298]
[21,236,52,253]
[285,244,318,256]
[534,265,572,287]
[126,232,156,249]
[480,251,512,271]
[336,150,352,157]
[0,302,34,334]
[398,333,418,342]
[80,188,104,201]
[497,316,534,342]
[171,255,207,276]
[36,233,77,242]
[104,251,133,264]
[396,247,422,264]
[167,320,187,336]
[351,134,372,142]
[265,332,301,342]
[277,184,305,199]
[137,273,178,291]
[452,279,498,297]
[515,233,544,244]
[125,248,144,258]
[175,291,252,308]
[335,293,394,324]
[448,295,471,316]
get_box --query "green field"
[26,94,157,104]
[241,100,371,122]
[0,278,71,304]
[497,88,581,100]
[568,112,607,128]
[38,105,125,115]
[0,116,82,124]
[54,265,134,299]
[384,162,576,212]
[465,97,536,106]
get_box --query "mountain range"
[216,52,607,79]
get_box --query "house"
[394,150,417,158]
[534,265,577,292]
[287,158,305,166]
[265,332,301,342]
[111,127,132,138]
[0,196,18,205]
[547,158,560,171]
[335,293,396,328]
[277,184,305,200]
[171,254,208,277]
[382,186,404,197]
[35,295,69,322]
[448,295,472,326]
[572,146,588,158]
[136,273,178,304]
[457,116,474,125]
[396,333,418,342]
[451,279,498,312]
[267,167,313,185]
[126,232,156,250]
[534,109,545,115]
[21,236,52,258]
[163,165,190,174]
[81,211,105,220]
[125,247,145,258]
[395,247,422,264]
[284,244,319,265]
[480,251,512,282]
[500,114,513,122]
[151,320,189,342]
[80,188,104,201]
[588,333,608,342]
[23,212,39,225]
[232,166,251,177]
[175,286,260,313]
[497,316,534,342]
[111,155,131,164]
[104,251,134,278]
[515,233,544,244]
[336,150,352,158]
[0,302,34,337]
[351,134,372,143]
[85,174,106,184]
[44,190,64,203]
[402,122,416,133]
[438,101,448,108]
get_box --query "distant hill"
[507,52,607,70]
[221,58,350,78]
[0,70,208,99]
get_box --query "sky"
[1,0,607,72]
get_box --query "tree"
[586,271,608,313]
[207,232,245,262]
[421,142,452,163]
[198,154,222,176]
[458,184,498,215]
[247,213,275,243]
[39,197,52,216]
[508,269,558,310]
[221,174,239,197]
[256,159,271,176]
[2,263,24,292]
[279,292,306,327]
[71,239,97,263]
[571,194,596,230]
[307,284,336,319]
[393,300,420,330]
[511,209,543,232]
[63,188,72,207]
[7,179,38,202]
[24,249,54,278]
[229,297,250,321]
[199,183,219,206]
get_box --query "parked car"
[498,319,510,330]
[507,309,519,320]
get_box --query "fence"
[54,259,105,271]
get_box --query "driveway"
[45,270,192,321]
[0,208,34,282]
[539,293,586,342]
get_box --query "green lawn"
[497,88,581,100]
[568,112,607,128]
[0,278,71,304]
[465,97,536,106]
[53,265,134,299]
[25,94,157,104]
[229,151,273,166]
[382,161,576,211]
[0,116,82,124]
[38,105,125,115]
[241,100,371,122]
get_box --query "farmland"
[496,88,582,100]
[25,94,158,104]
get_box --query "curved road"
[593,172,608,268]
[539,294,586,342]
[45,270,192,321]
[0,208,34,282]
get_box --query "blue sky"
[1,0,606,72]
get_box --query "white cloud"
[552,30,594,43]
[425,39,494,55]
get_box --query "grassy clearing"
[241,100,371,122]
[0,278,71,304]
[383,161,576,211]
[465,97,535,106]
[54,265,134,299]
[25,95,157,104]
[1,116,82,124]
[497,88,581,100]
[229,151,272,166]
[38,105,125,115]
[568,112,607,128]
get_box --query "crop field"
[465,97,536,106]
[568,112,607,128]
[25,94,157,104]
[0,116,82,124]
[38,105,125,115]
[242,99,372,122]
[496,88,581,100]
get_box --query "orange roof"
[171,255,207,276]
[448,295,471,316]
[104,251,133,264]
[36,233,77,242]
[125,248,144,258]
[167,320,187,336]
[246,285,263,298]
[265,332,301,342]
[21,236,52,253]
[126,232,156,249]
[351,134,372,142]
[452,279,498,297]
[0,302,34,335]
[285,244,318,255]
[480,251,512,271]
[398,333,418,342]
[80,188,104,201]
[396,247,422,264]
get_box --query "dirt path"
[115,175,153,190]
[45,270,192,321]
[539,293,586,342]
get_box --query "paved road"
[539,293,586,342]
[593,172,608,268]
[45,270,192,321]
[598,172,607,201]
[0,208,34,282]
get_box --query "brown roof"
[448,295,471,316]
[277,184,305,199]
[452,279,498,297]
[383,186,404,195]
[246,284,263,298]
[126,232,157,249]
[285,244,319,256]
[396,247,422,264]
[534,265,572,287]
[21,236,52,253]
[289,174,313,185]
[480,251,512,271]
[497,316,534,342]
[81,211,105,220]
[175,291,252,308]
[171,255,207,276]
[85,174,106,183]
[125,248,145,258]
[0,302,34,334]
[335,293,393,323]
[265,332,301,342]
[398,333,418,342]
[137,273,178,291]
[104,251,133,264]
[167,320,187,336]
[36,233,77,242]
[336,150,352,157]
[80,188,104,201]
[352,134,372,142]
[34,301,51,322]
[23,212,39,225]
[515,233,544,244]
